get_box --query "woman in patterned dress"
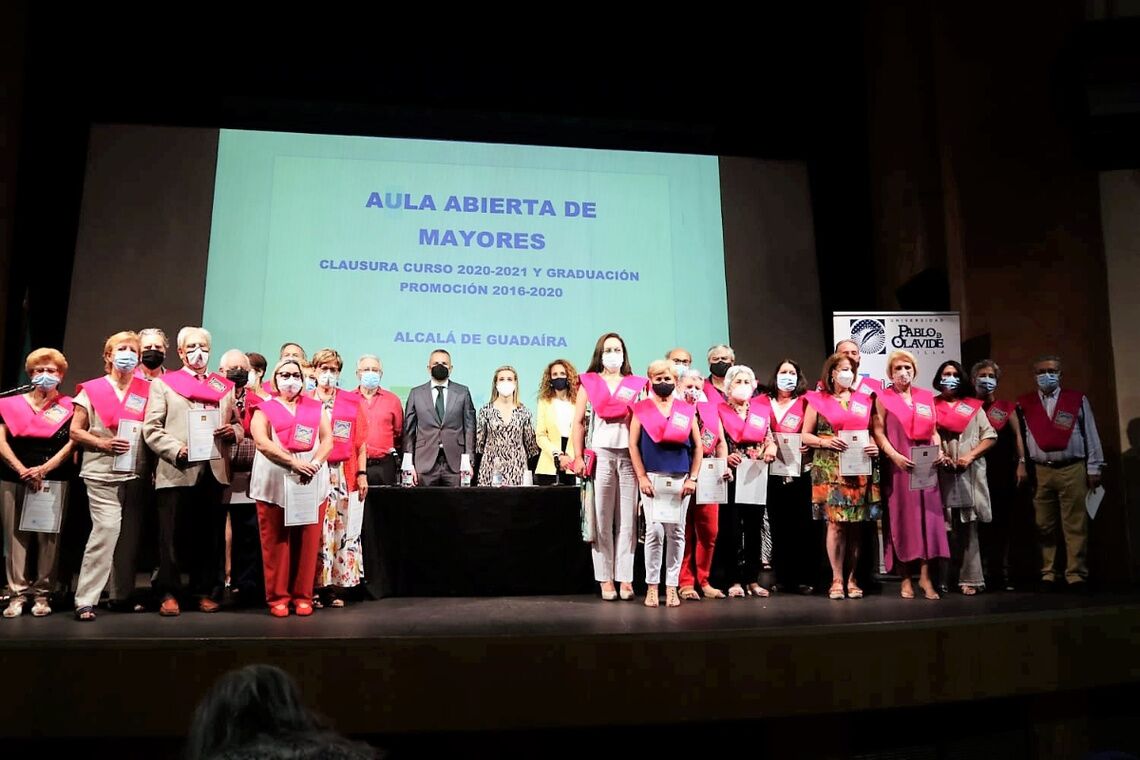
[802,352,881,600]
[475,366,539,486]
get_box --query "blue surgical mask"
[31,373,60,391]
[776,374,797,392]
[940,376,961,391]
[975,377,997,394]
[113,349,139,372]
[1037,371,1060,392]
[360,370,381,389]
[304,377,317,393]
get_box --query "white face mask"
[672,362,688,379]
[186,348,209,370]
[496,381,516,398]
[277,377,303,397]
[601,351,624,371]
[317,371,338,388]
[248,370,259,387]
[730,384,753,402]
[835,370,855,389]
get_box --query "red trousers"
[256,501,322,608]
[679,503,719,589]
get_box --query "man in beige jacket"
[143,326,243,616]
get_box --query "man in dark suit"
[402,349,476,486]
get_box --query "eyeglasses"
[276,372,303,380]
[1034,368,1059,375]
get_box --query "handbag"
[582,448,597,479]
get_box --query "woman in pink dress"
[872,349,950,600]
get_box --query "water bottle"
[460,470,472,487]
[491,458,503,488]
[401,468,414,487]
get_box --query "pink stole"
[162,370,234,405]
[718,396,772,445]
[805,390,874,431]
[934,396,984,435]
[256,396,323,452]
[326,390,362,464]
[703,378,725,404]
[580,372,647,421]
[0,394,74,438]
[985,399,1016,433]
[773,395,807,433]
[76,375,150,430]
[877,386,937,441]
[632,398,695,444]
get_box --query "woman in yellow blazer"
[534,359,579,485]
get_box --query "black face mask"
[140,349,165,370]
[431,365,450,381]
[652,382,675,398]
[709,361,730,378]
[226,369,249,388]
[551,377,569,391]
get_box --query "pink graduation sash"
[877,386,937,441]
[327,390,362,464]
[984,399,1016,433]
[855,376,881,395]
[580,372,647,421]
[632,398,695,445]
[0,394,74,438]
[718,396,772,445]
[703,378,726,404]
[1018,390,1083,452]
[162,370,234,405]
[696,401,722,452]
[256,396,323,453]
[76,375,150,431]
[934,396,984,435]
[805,390,874,431]
[773,396,807,433]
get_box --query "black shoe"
[1067,580,1091,595]
[1037,580,1058,593]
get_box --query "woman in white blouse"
[534,359,580,486]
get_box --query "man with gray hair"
[1016,355,1104,593]
[704,344,735,403]
[136,327,169,380]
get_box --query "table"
[370,486,595,597]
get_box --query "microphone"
[0,384,34,398]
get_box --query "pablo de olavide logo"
[850,319,887,354]
[891,319,945,350]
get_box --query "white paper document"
[770,433,803,477]
[839,430,873,476]
[644,474,686,524]
[346,490,365,539]
[696,457,728,504]
[187,408,222,462]
[19,481,65,533]
[734,458,769,505]
[1086,486,1104,520]
[113,419,143,473]
[284,472,322,526]
[908,445,940,491]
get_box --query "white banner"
[832,311,961,387]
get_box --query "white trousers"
[591,447,638,583]
[74,479,131,609]
[644,473,688,586]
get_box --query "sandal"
[329,597,345,608]
[311,596,324,609]
[269,604,289,618]
[679,586,700,601]
[701,585,726,599]
[960,585,978,596]
[74,606,96,622]
[846,583,864,600]
[3,597,24,618]
[747,583,770,598]
[900,581,916,600]
[666,587,681,607]
[619,583,635,601]
[727,584,745,598]
[644,586,659,608]
[31,598,52,617]
[920,584,941,601]
[828,582,845,601]
[294,601,314,617]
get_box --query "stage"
[2,587,1139,757]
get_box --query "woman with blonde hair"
[475,365,539,486]
[0,348,76,618]
[70,331,152,621]
[873,349,950,599]
[534,359,579,486]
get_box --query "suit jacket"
[143,374,243,489]
[402,380,476,474]
[534,397,577,475]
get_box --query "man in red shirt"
[355,353,403,599]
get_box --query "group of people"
[0,326,1103,619]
